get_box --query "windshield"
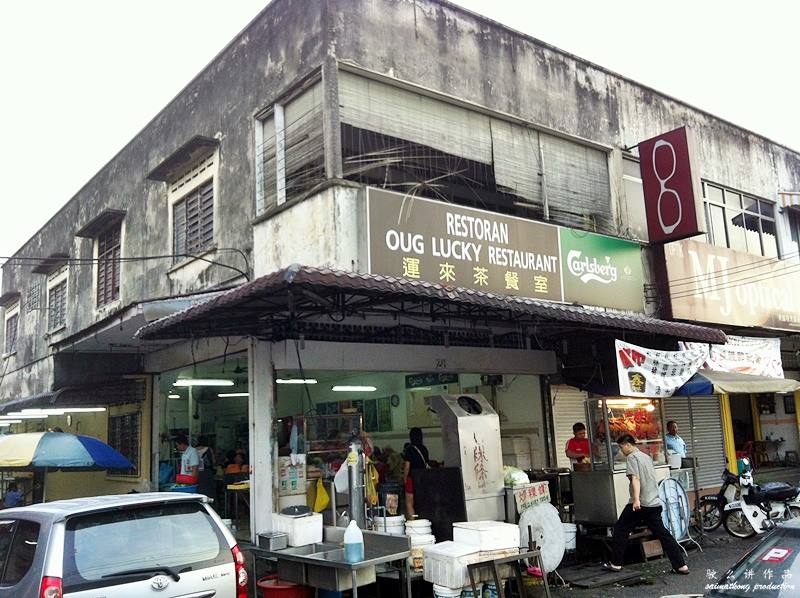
[62,501,229,592]
[708,527,800,597]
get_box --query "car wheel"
[699,498,723,532]
[723,508,756,539]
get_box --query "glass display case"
[586,397,667,471]
[572,396,670,525]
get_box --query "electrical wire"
[1,248,250,281]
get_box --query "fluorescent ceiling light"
[60,407,106,413]
[168,394,181,399]
[218,392,249,398]
[0,420,22,425]
[2,414,49,419]
[275,378,318,385]
[173,379,234,387]
[331,385,377,392]
[12,410,65,416]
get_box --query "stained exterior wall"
[0,0,328,397]
[331,0,800,197]
[3,0,800,402]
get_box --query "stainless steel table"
[267,529,412,598]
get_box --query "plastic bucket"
[405,518,433,535]
[461,583,483,598]
[257,576,312,598]
[408,533,436,571]
[374,514,406,535]
[433,585,462,598]
[563,522,577,551]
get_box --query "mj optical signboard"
[367,188,644,312]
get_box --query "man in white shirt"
[176,434,200,478]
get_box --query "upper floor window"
[169,151,217,261]
[4,303,19,354]
[47,265,68,331]
[702,182,777,258]
[97,224,121,307]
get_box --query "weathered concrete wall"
[253,184,365,276]
[1,0,328,396]
[5,0,800,403]
[330,0,800,197]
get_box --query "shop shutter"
[539,132,613,235]
[663,395,725,490]
[551,385,589,469]
[338,71,493,164]
[491,119,543,207]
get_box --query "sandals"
[601,562,622,572]
[673,567,690,575]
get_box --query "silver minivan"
[0,492,248,598]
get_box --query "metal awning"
[677,369,800,395]
[136,265,727,344]
[0,379,146,413]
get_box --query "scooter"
[722,458,800,539]
[698,467,740,532]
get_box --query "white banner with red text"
[679,335,784,379]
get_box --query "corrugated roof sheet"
[135,264,727,344]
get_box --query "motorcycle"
[722,458,800,539]
[698,467,740,532]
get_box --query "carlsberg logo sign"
[567,250,618,284]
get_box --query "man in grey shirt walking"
[602,434,689,575]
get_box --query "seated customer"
[225,451,250,483]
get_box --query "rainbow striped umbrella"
[0,432,133,471]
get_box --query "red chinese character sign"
[616,339,708,398]
[638,126,705,243]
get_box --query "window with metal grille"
[26,281,41,311]
[702,182,777,258]
[48,280,67,330]
[107,411,139,476]
[97,225,121,307]
[4,313,18,354]
[173,179,214,259]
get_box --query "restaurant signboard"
[367,188,644,311]
[664,239,800,331]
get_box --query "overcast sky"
[1,0,797,262]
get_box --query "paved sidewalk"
[552,529,760,597]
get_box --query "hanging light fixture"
[173,379,234,387]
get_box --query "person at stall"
[601,434,689,575]
[224,451,250,476]
[2,482,24,508]
[565,422,591,468]
[403,427,430,519]
[665,421,687,458]
[196,436,216,498]
[176,434,200,479]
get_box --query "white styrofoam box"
[272,513,323,546]
[501,437,531,454]
[423,542,516,588]
[452,521,520,551]
[423,541,479,588]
